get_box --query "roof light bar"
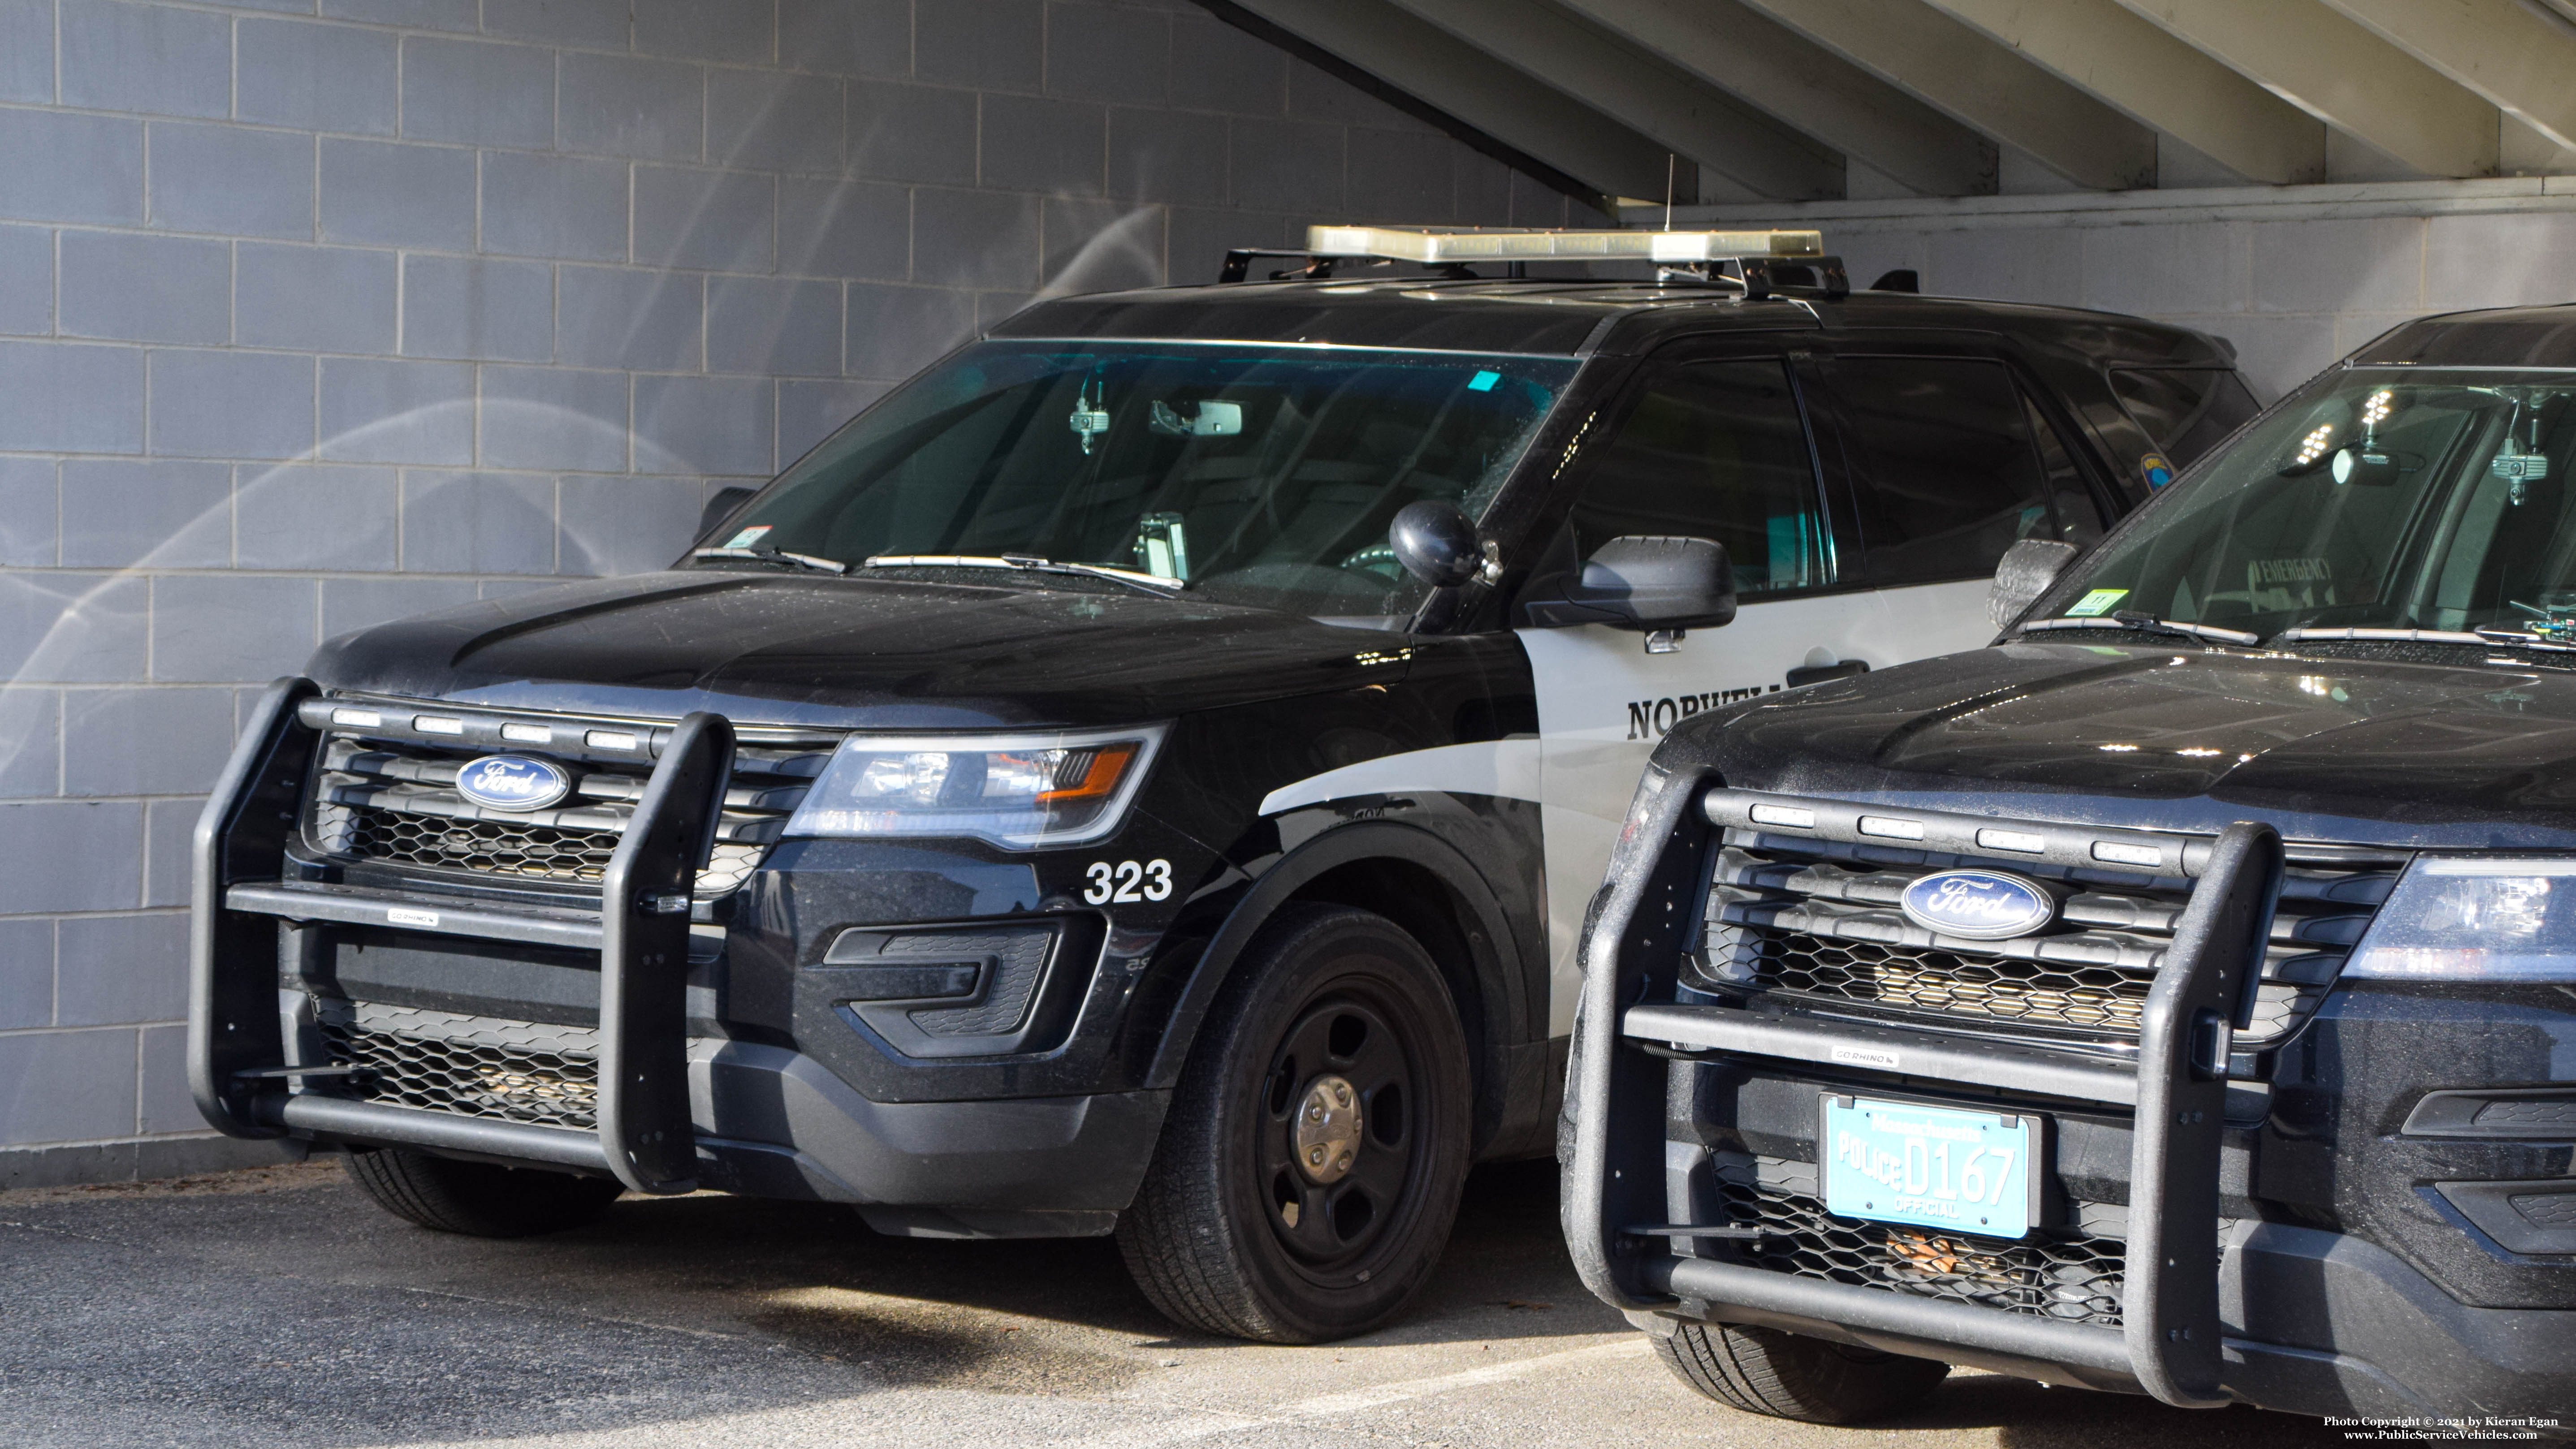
[1304,225,1823,266]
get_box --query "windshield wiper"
[2264,624,2576,657]
[861,553,1187,596]
[690,544,848,575]
[2019,612,2260,646]
[2272,625,2490,646]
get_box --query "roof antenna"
[1663,153,1676,232]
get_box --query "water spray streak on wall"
[0,0,1582,1179]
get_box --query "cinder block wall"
[0,0,1572,1184]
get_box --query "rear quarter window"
[2109,367,2261,466]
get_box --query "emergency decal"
[1625,686,1784,740]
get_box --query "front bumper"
[189,679,1164,1236]
[264,1039,1164,1237]
[1624,1217,2576,1419]
[1564,771,2286,1410]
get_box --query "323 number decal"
[1083,858,1172,904]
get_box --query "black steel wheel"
[1117,903,1473,1342]
[343,1147,625,1238]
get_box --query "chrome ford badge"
[454,754,572,812]
[1899,869,2056,941]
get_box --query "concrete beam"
[1730,0,2156,192]
[2320,0,2576,154]
[1920,0,2328,185]
[2111,0,2498,177]
[1543,0,1995,197]
[1219,0,1704,204]
[1372,0,1847,200]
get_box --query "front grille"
[329,804,769,893]
[300,698,836,899]
[1720,1177,2127,1328]
[316,999,599,1129]
[1694,834,2404,1053]
[1749,932,2148,1035]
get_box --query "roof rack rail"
[1220,225,1849,298]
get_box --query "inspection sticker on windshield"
[723,525,772,549]
[1822,1095,2036,1239]
[2064,588,2128,617]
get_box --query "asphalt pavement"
[0,1155,2353,1448]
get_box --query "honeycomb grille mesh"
[317,1000,600,1130]
[2476,1099,2576,1128]
[319,802,765,894]
[1722,1179,2126,1328]
[2511,1192,2576,1229]
[1696,837,2398,1049]
[1731,926,2148,1033]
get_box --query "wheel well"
[1288,858,1500,1139]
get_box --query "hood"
[308,571,1411,728]
[1686,639,2576,850]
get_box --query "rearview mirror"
[698,485,758,541]
[1389,500,1487,587]
[1525,536,1736,630]
[1988,538,2081,629]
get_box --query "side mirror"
[1389,499,1486,587]
[698,485,758,542]
[1989,538,2081,629]
[1526,535,1736,630]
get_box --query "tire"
[1117,903,1474,1343]
[1653,1321,1949,1424]
[343,1147,625,1238]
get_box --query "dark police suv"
[1567,302,2576,1423]
[190,225,2245,1343]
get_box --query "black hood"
[308,571,1409,728]
[1684,639,2576,850]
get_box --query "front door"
[1518,354,1994,1031]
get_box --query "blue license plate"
[1820,1095,2037,1239]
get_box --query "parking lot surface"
[3,1156,2349,1449]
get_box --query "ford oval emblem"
[454,754,572,812]
[1899,869,2056,941]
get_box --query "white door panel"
[1521,576,1995,1033]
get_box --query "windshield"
[2032,368,2576,640]
[699,341,1579,621]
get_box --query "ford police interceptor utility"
[1565,303,2576,1422]
[190,225,2245,1344]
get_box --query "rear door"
[1815,349,2114,648]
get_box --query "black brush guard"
[1564,771,2283,1409]
[187,677,735,1196]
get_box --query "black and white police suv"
[1565,303,2576,1422]
[190,225,2244,1343]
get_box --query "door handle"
[1784,659,1869,689]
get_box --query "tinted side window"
[2025,394,2106,546]
[2110,367,2261,466]
[1837,356,2056,585]
[1571,358,1830,594]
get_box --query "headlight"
[783,725,1166,849]
[2345,857,2576,981]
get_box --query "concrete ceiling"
[1200,0,2576,209]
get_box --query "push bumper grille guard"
[1564,772,2283,1409]
[186,677,735,1196]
